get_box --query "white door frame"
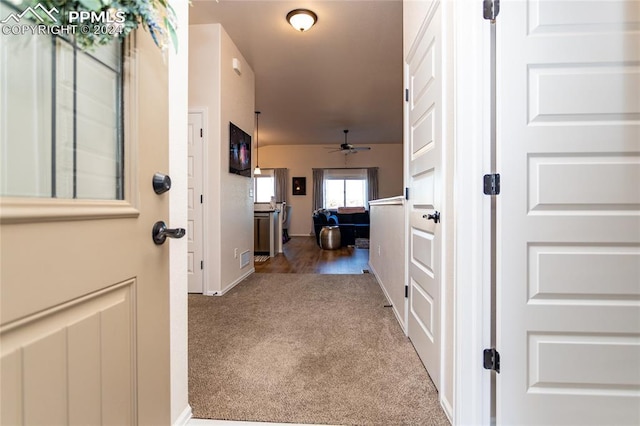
[175,3,494,424]
[452,1,492,424]
[188,107,209,295]
[187,110,206,294]
[168,0,190,417]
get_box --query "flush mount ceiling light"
[286,9,317,32]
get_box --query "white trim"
[368,195,404,206]
[207,268,255,296]
[368,262,407,335]
[440,395,454,425]
[403,51,411,344]
[169,1,190,421]
[405,0,440,62]
[173,405,193,426]
[441,0,455,412]
[452,0,492,424]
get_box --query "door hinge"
[200,260,204,270]
[483,348,500,373]
[200,128,203,138]
[483,0,500,20]
[405,88,409,102]
[200,194,203,204]
[405,187,409,200]
[483,173,500,195]
[405,285,409,298]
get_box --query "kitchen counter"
[254,204,282,257]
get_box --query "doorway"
[188,111,205,293]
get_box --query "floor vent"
[240,250,251,268]
[362,269,370,274]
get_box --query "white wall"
[369,197,406,331]
[169,0,190,423]
[258,144,403,236]
[189,24,255,295]
[218,28,256,291]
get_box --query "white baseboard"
[368,262,407,334]
[441,394,454,424]
[173,405,192,426]
[207,268,255,296]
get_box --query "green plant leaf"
[78,0,103,11]
[165,16,178,53]
[165,2,176,21]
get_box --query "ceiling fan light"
[287,9,317,32]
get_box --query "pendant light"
[254,111,261,175]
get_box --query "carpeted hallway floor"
[188,273,450,426]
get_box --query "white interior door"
[0,30,173,424]
[405,1,443,389]
[188,112,204,293]
[497,1,640,424]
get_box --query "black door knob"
[422,211,441,224]
[152,173,172,194]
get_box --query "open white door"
[405,1,444,389]
[188,112,204,293]
[0,27,174,424]
[497,1,640,424]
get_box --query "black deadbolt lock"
[152,173,172,194]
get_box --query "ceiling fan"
[327,130,372,155]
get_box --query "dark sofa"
[312,210,370,247]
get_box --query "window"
[323,169,367,209]
[0,4,124,200]
[254,170,275,202]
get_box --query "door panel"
[1,282,134,425]
[406,1,442,389]
[188,112,204,293]
[0,31,171,425]
[497,0,640,424]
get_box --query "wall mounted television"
[229,122,252,177]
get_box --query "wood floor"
[254,236,370,274]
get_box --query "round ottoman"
[319,225,341,250]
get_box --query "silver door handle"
[152,221,185,245]
[422,211,441,224]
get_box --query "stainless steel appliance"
[254,212,270,254]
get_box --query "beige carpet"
[188,273,450,426]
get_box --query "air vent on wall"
[240,250,251,268]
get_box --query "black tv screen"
[229,122,252,177]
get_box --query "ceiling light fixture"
[254,111,261,175]
[286,9,317,32]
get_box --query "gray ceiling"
[189,0,403,147]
